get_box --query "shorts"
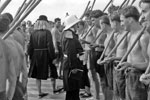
[103,61,114,90]
[89,50,105,77]
[113,61,125,99]
[126,68,148,100]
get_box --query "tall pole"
[103,0,113,12]
[10,0,33,27]
[118,0,127,10]
[0,0,11,14]
[130,0,136,6]
[2,0,42,40]
[90,0,96,11]
[80,1,91,19]
[14,0,27,18]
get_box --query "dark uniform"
[28,29,56,80]
[62,29,83,100]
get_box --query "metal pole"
[14,0,27,18]
[103,0,113,12]
[80,1,90,19]
[0,0,11,14]
[2,0,42,40]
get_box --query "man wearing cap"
[62,15,83,100]
[28,15,55,98]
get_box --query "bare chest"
[129,34,141,51]
[117,34,127,50]
[148,41,150,58]
[104,35,114,48]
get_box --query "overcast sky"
[1,0,140,23]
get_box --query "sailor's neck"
[104,27,113,34]
[130,22,142,34]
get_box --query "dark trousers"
[12,78,26,100]
[113,66,125,99]
[89,50,105,76]
[80,64,90,88]
[0,91,6,100]
[66,89,80,100]
[104,61,114,90]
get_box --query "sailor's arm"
[7,58,17,100]
[132,33,149,70]
[51,29,59,53]
[21,55,28,89]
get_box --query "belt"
[63,54,68,58]
[34,48,48,51]
[126,68,145,74]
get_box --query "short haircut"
[2,13,13,23]
[120,6,140,21]
[110,11,121,22]
[90,10,103,18]
[108,4,120,14]
[100,15,110,25]
[78,21,85,27]
[84,10,92,18]
[139,0,150,7]
[54,18,61,23]
[0,15,10,32]
[140,0,150,3]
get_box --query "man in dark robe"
[28,15,55,98]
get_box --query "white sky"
[1,0,140,23]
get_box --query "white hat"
[64,15,80,30]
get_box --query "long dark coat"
[62,30,83,91]
[28,29,55,80]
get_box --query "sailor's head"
[139,0,150,22]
